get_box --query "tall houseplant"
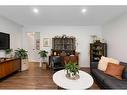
[38,50,48,68]
[15,48,28,71]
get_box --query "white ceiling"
[0,6,127,26]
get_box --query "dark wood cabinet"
[52,35,76,56]
[49,55,79,72]
[50,35,78,70]
[0,58,21,79]
[90,42,107,64]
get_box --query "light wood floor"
[0,62,100,89]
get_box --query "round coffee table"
[53,70,94,90]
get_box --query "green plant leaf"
[15,48,28,59]
[5,49,13,54]
[38,50,48,57]
[65,60,79,75]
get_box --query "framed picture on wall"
[43,38,50,47]
[36,39,40,50]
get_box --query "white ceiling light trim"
[33,8,39,13]
[81,8,87,14]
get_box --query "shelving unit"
[52,35,76,56]
[90,42,107,64]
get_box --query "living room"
[0,0,127,95]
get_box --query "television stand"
[0,58,21,79]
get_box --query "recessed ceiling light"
[81,8,87,14]
[33,8,39,13]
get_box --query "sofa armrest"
[90,62,99,69]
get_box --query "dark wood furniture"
[90,42,107,64]
[50,35,78,72]
[50,55,79,73]
[64,55,79,65]
[0,58,21,79]
[52,35,76,56]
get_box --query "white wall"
[0,16,22,57]
[102,13,127,62]
[23,26,102,67]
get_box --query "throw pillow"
[109,58,119,64]
[98,56,110,71]
[105,63,125,80]
[98,56,119,71]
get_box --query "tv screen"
[0,32,10,50]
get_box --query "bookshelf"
[90,41,107,63]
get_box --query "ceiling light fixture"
[81,8,87,14]
[33,8,39,13]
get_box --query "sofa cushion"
[109,58,119,64]
[92,69,116,82]
[98,56,119,71]
[104,79,127,89]
[98,56,110,71]
[105,63,125,80]
[119,62,127,79]
[123,68,127,79]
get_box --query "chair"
[51,56,65,73]
[64,55,78,65]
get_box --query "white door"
[26,32,40,62]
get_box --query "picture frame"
[36,39,40,50]
[43,38,50,47]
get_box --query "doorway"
[26,32,40,62]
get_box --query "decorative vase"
[65,70,80,80]
[70,72,76,78]
[6,53,13,58]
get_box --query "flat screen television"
[0,32,10,50]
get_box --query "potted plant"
[15,48,28,59]
[15,48,28,71]
[5,48,13,58]
[38,50,48,57]
[38,50,48,61]
[65,61,79,80]
[38,50,48,68]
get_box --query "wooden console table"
[0,58,21,79]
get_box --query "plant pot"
[42,62,47,69]
[21,59,29,71]
[42,57,47,62]
[6,53,13,58]
[65,70,80,80]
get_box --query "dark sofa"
[91,62,127,89]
